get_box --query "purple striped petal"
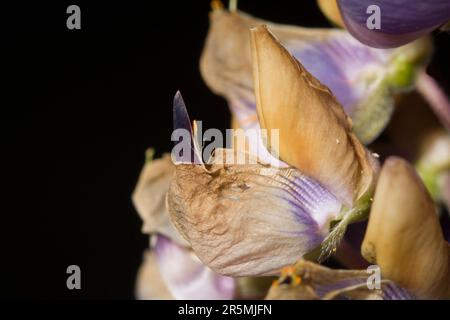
[416,69,450,132]
[172,92,203,164]
[382,282,416,300]
[338,0,450,48]
[153,235,235,300]
[201,10,428,144]
[267,260,417,300]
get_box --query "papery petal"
[154,235,235,300]
[167,148,342,276]
[135,250,173,300]
[250,25,378,206]
[362,157,450,299]
[266,259,415,300]
[416,69,450,132]
[287,35,431,143]
[338,0,450,48]
[132,153,188,246]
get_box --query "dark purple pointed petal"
[173,91,192,137]
[172,91,202,164]
[338,0,450,48]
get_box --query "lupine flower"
[167,27,379,277]
[362,157,450,299]
[201,8,431,144]
[132,3,450,300]
[337,0,450,49]
[266,259,414,300]
[133,153,269,299]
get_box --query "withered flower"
[167,91,345,276]
[133,3,450,300]
[167,25,380,276]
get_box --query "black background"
[3,0,450,299]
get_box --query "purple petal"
[338,0,450,48]
[289,33,390,116]
[316,275,416,300]
[172,91,202,164]
[154,235,235,300]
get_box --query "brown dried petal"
[167,149,341,276]
[132,153,188,246]
[250,25,377,206]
